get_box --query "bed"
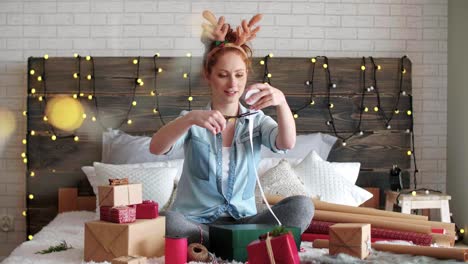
[12,56,426,263]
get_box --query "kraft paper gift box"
[84,217,165,262]
[247,231,300,264]
[209,224,301,262]
[98,183,142,207]
[329,223,371,259]
[111,255,147,264]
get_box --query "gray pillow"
[260,133,337,160]
[102,129,184,164]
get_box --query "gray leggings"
[165,195,314,247]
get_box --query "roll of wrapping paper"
[313,239,468,262]
[431,233,455,247]
[314,210,431,234]
[265,194,427,221]
[165,236,187,264]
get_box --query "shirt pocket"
[188,136,211,181]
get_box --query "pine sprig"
[35,240,73,254]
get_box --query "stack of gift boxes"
[84,179,165,263]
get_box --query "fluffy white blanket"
[1,211,461,264]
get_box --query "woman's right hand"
[187,110,226,135]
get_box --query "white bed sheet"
[2,211,461,264]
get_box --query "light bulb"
[268,53,274,58]
[406,129,411,133]
[155,53,160,57]
[323,63,328,69]
[364,107,369,112]
[153,108,158,114]
[342,141,347,146]
[425,190,430,195]
[293,113,298,119]
[132,101,137,106]
[260,60,265,65]
[402,68,406,74]
[74,136,79,142]
[92,116,96,122]
[22,139,27,144]
[395,109,400,114]
[158,68,163,73]
[267,73,272,78]
[361,65,366,71]
[139,81,144,86]
[82,113,87,119]
[387,125,391,129]
[329,103,334,109]
[461,229,465,234]
[374,106,379,112]
[359,131,364,136]
[44,54,49,60]
[133,59,138,64]
[73,73,78,79]
[186,52,192,57]
[150,91,156,96]
[28,235,33,240]
[38,96,43,102]
[401,91,407,96]
[188,96,193,102]
[74,53,79,58]
[411,191,416,196]
[22,211,27,216]
[305,80,310,85]
[377,65,382,70]
[88,95,93,100]
[310,100,315,105]
[326,121,332,126]
[30,130,35,136]
[29,194,34,200]
[31,88,36,94]
[51,135,57,141]
[23,111,27,116]
[127,119,132,125]
[311,58,317,63]
[331,83,337,88]
[137,78,142,84]
[87,74,92,80]
[407,110,412,116]
[37,76,42,81]
[29,69,35,75]
[30,171,35,177]
[407,150,412,156]
[80,93,84,97]
[43,116,48,122]
[21,152,26,158]
[183,73,188,79]
[86,56,91,61]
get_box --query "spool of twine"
[187,243,211,262]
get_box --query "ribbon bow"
[108,178,129,186]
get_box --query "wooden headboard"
[27,56,412,235]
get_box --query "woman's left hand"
[244,83,287,110]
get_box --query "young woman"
[149,11,314,245]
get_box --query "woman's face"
[205,51,247,105]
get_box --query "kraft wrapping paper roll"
[265,194,427,220]
[314,210,431,234]
[313,239,468,262]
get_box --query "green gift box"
[209,224,301,262]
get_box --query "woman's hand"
[188,110,226,135]
[244,83,287,111]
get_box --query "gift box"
[209,224,300,262]
[136,200,158,219]
[329,223,371,259]
[84,217,165,262]
[111,255,147,264]
[247,229,300,264]
[100,205,137,224]
[98,183,143,207]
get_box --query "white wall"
[447,0,468,245]
[0,0,448,259]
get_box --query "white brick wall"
[0,0,448,260]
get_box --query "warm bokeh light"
[0,108,16,152]
[45,96,85,132]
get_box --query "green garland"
[35,240,73,254]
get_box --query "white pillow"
[256,159,310,212]
[260,133,337,160]
[102,129,184,164]
[294,151,372,206]
[257,158,301,177]
[93,163,178,212]
[82,160,184,195]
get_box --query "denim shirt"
[166,103,286,223]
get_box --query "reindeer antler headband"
[202,10,262,68]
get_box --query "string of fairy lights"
[23,53,422,240]
[260,54,419,189]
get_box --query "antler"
[234,14,262,46]
[201,10,229,43]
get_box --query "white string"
[248,113,282,226]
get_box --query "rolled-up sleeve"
[163,110,190,156]
[259,114,287,154]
